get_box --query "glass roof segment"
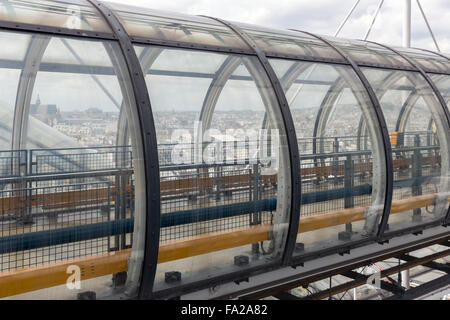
[323,36,415,71]
[392,47,450,74]
[234,23,346,63]
[0,0,112,33]
[430,73,450,111]
[0,29,30,62]
[106,2,251,52]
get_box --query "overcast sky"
[106,0,450,53]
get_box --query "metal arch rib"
[116,46,163,148]
[281,62,313,92]
[260,61,312,135]
[300,33,401,158]
[313,67,387,173]
[199,58,310,138]
[202,16,301,266]
[358,54,447,223]
[368,41,450,127]
[359,69,444,166]
[312,76,343,155]
[313,70,376,154]
[355,70,407,151]
[313,48,406,157]
[198,55,242,135]
[12,35,50,151]
[395,90,420,133]
[87,0,161,300]
[197,53,309,181]
[292,29,393,238]
[369,41,450,224]
[308,50,391,234]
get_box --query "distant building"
[30,95,59,126]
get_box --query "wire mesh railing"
[0,130,443,272]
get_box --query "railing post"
[340,154,355,240]
[333,137,340,186]
[250,162,262,255]
[412,134,423,222]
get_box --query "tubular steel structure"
[0,0,449,300]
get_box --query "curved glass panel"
[0,0,111,33]
[107,2,250,51]
[363,68,450,232]
[136,45,292,293]
[270,58,387,256]
[325,37,414,70]
[235,23,345,62]
[395,47,450,74]
[0,32,146,300]
[430,74,450,111]
[0,31,30,150]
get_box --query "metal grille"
[0,148,134,273]
[300,148,373,217]
[0,131,442,272]
[159,140,276,243]
[30,146,132,175]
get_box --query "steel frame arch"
[355,70,414,161]
[313,41,405,153]
[260,61,313,139]
[369,41,450,225]
[116,46,163,148]
[369,42,450,126]
[197,57,308,186]
[292,30,394,240]
[198,57,311,139]
[301,61,389,236]
[197,56,310,166]
[311,45,411,161]
[203,17,302,266]
[11,35,50,152]
[8,3,140,176]
[198,55,242,137]
[87,0,161,299]
[314,51,404,158]
[312,76,343,154]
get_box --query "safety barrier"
[0,192,447,298]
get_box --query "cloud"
[106,0,450,53]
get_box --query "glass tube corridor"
[0,0,449,300]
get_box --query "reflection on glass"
[237,24,345,62]
[108,3,249,51]
[392,47,450,74]
[430,74,450,111]
[270,58,387,257]
[326,37,413,70]
[0,0,111,32]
